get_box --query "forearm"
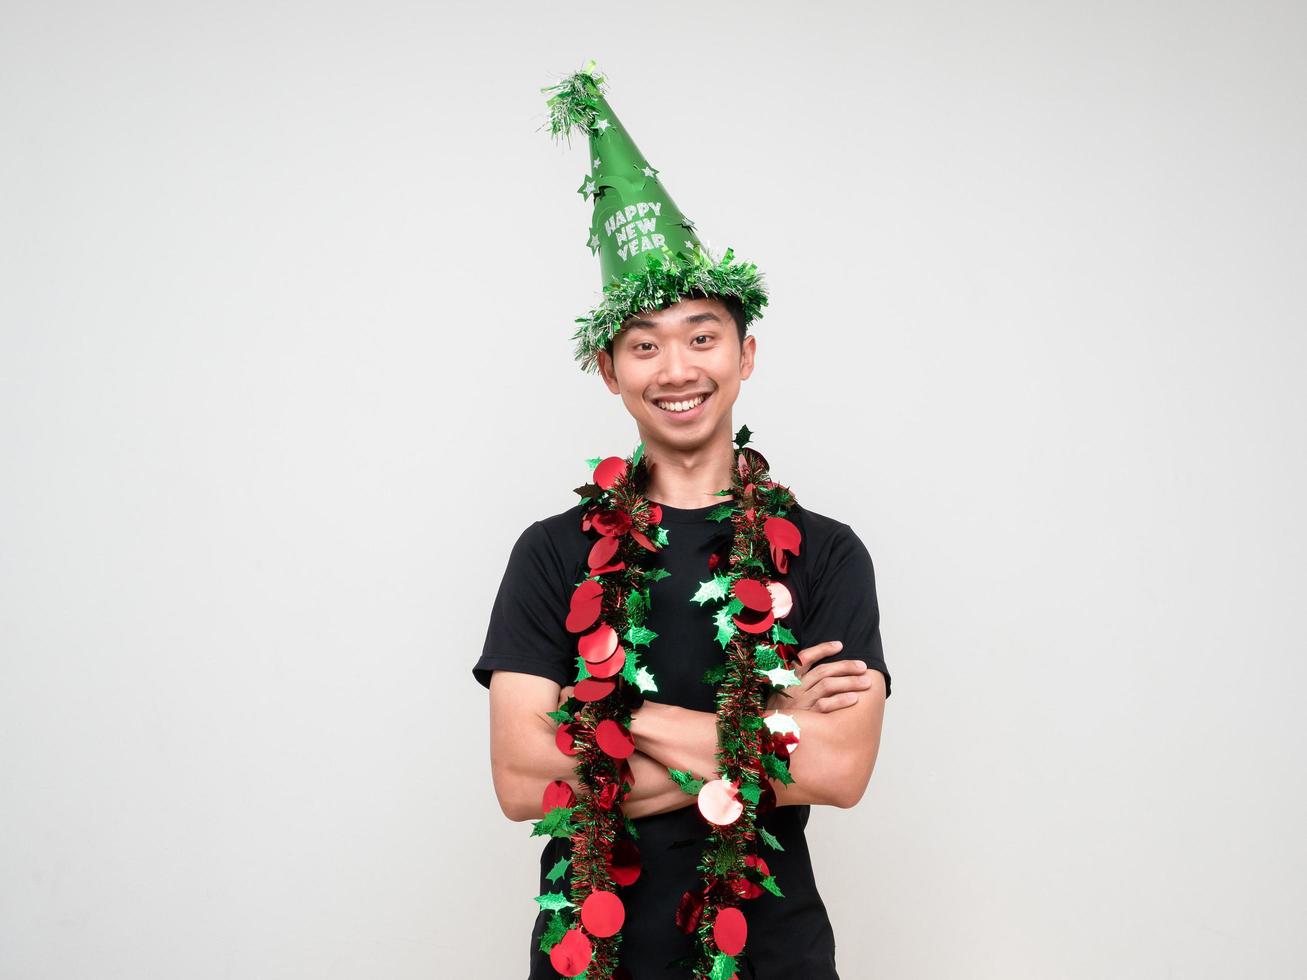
[628,699,720,782]
[493,704,583,820]
[769,707,871,808]
[629,700,864,809]
[498,706,694,821]
[620,749,697,819]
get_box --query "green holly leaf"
[531,807,578,838]
[545,855,571,883]
[623,814,640,840]
[757,825,785,852]
[771,623,797,646]
[714,839,740,873]
[714,611,737,648]
[652,525,670,547]
[714,623,736,649]
[691,574,732,606]
[711,952,738,980]
[700,663,728,685]
[574,655,592,681]
[546,708,572,724]
[762,753,794,786]
[734,424,753,448]
[538,910,568,952]
[534,891,575,912]
[620,650,638,685]
[706,503,735,522]
[625,588,647,622]
[643,567,671,583]
[624,624,657,648]
[759,665,800,689]
[585,456,603,471]
[667,768,705,796]
[760,873,785,898]
[753,644,781,670]
[631,441,644,467]
[573,482,602,499]
[634,666,659,693]
[737,781,762,805]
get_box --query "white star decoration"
[583,180,596,195]
[641,165,657,178]
[594,118,610,132]
[589,234,600,249]
[593,156,601,167]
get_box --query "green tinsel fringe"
[540,59,607,145]
[570,244,770,374]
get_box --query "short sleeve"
[797,523,892,699]
[472,521,576,690]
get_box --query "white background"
[2,1,1304,977]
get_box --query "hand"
[557,685,575,712]
[766,641,874,713]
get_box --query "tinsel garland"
[531,427,806,979]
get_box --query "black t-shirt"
[474,499,891,979]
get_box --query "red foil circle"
[733,608,775,634]
[608,838,642,886]
[541,779,575,814]
[713,906,748,956]
[586,644,626,679]
[697,778,743,826]
[555,723,578,756]
[594,718,635,759]
[578,624,619,663]
[548,928,593,977]
[565,582,604,634]
[593,456,628,490]
[766,580,793,619]
[732,577,772,612]
[580,890,625,938]
[587,535,620,571]
[573,678,616,703]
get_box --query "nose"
[657,341,699,388]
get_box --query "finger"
[807,674,874,700]
[796,640,843,671]
[803,659,869,684]
[815,691,860,712]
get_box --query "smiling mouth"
[653,391,712,414]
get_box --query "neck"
[639,420,736,509]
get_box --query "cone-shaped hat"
[541,61,769,373]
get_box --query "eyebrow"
[623,311,723,331]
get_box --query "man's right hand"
[766,640,875,713]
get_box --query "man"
[472,62,892,979]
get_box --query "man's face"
[596,296,756,451]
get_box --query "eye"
[634,341,656,353]
[692,334,713,345]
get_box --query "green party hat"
[540,60,769,374]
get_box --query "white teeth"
[655,394,706,413]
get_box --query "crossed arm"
[486,642,887,822]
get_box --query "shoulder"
[533,501,589,557]
[504,501,589,582]
[788,502,865,557]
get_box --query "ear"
[596,349,622,395]
[738,332,757,381]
